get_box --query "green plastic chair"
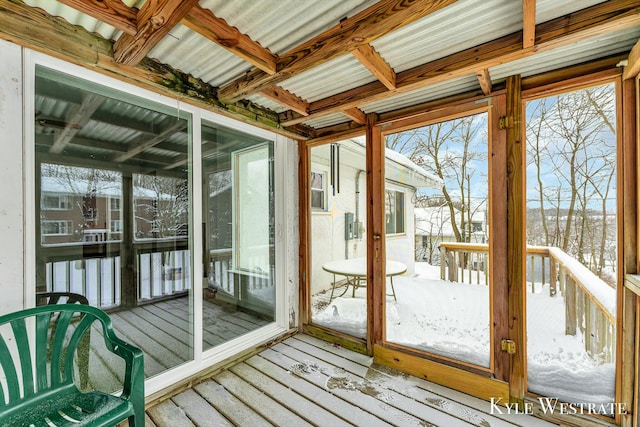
[0,304,144,427]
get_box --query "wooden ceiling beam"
[56,0,138,35]
[113,119,187,162]
[522,0,536,49]
[476,68,492,95]
[50,94,104,154]
[113,0,199,66]
[0,1,309,140]
[218,0,458,102]
[259,86,310,116]
[623,38,640,79]
[279,0,640,126]
[352,44,396,90]
[341,107,367,125]
[183,5,277,75]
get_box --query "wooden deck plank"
[109,311,185,369]
[193,379,274,427]
[286,335,519,427]
[261,346,453,426]
[233,358,357,427]
[147,399,195,426]
[116,308,192,359]
[215,369,315,427]
[270,343,478,427]
[293,336,556,427]
[171,389,234,427]
[245,356,390,427]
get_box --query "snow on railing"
[439,242,616,362]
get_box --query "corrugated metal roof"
[372,0,522,74]
[149,0,377,87]
[490,26,640,81]
[536,0,606,24]
[362,75,481,115]
[15,0,640,135]
[280,55,378,103]
[24,0,144,40]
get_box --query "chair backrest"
[0,304,108,407]
[36,291,89,306]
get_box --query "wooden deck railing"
[439,242,616,362]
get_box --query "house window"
[310,171,326,210]
[385,189,405,234]
[42,194,71,210]
[110,220,122,232]
[472,221,483,232]
[42,220,72,236]
[110,197,120,210]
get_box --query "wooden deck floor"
[87,297,271,392]
[144,334,559,427]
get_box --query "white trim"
[23,48,36,310]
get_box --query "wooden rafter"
[259,86,310,116]
[0,1,310,140]
[183,5,277,75]
[218,0,458,103]
[341,107,367,125]
[522,0,536,49]
[352,44,396,90]
[623,38,640,79]
[57,0,138,35]
[50,94,104,154]
[279,0,640,126]
[113,0,199,66]
[113,119,187,162]
[476,68,492,95]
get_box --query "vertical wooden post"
[366,113,385,352]
[619,76,637,427]
[120,172,136,309]
[298,140,310,330]
[506,75,526,406]
[492,93,509,382]
[549,257,557,296]
[440,246,446,280]
[565,276,576,336]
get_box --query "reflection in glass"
[34,66,193,389]
[383,113,490,367]
[202,122,275,352]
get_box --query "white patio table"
[322,257,406,303]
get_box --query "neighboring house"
[40,174,188,245]
[310,137,441,296]
[415,205,487,265]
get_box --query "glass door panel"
[34,65,193,387]
[202,121,275,352]
[309,140,367,338]
[383,113,491,367]
[525,83,617,413]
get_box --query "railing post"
[565,275,577,335]
[440,246,446,280]
[549,257,557,296]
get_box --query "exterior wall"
[385,181,416,275]
[0,39,24,315]
[310,158,366,296]
[310,157,418,294]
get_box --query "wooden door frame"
[369,96,511,402]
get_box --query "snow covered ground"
[312,262,616,409]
